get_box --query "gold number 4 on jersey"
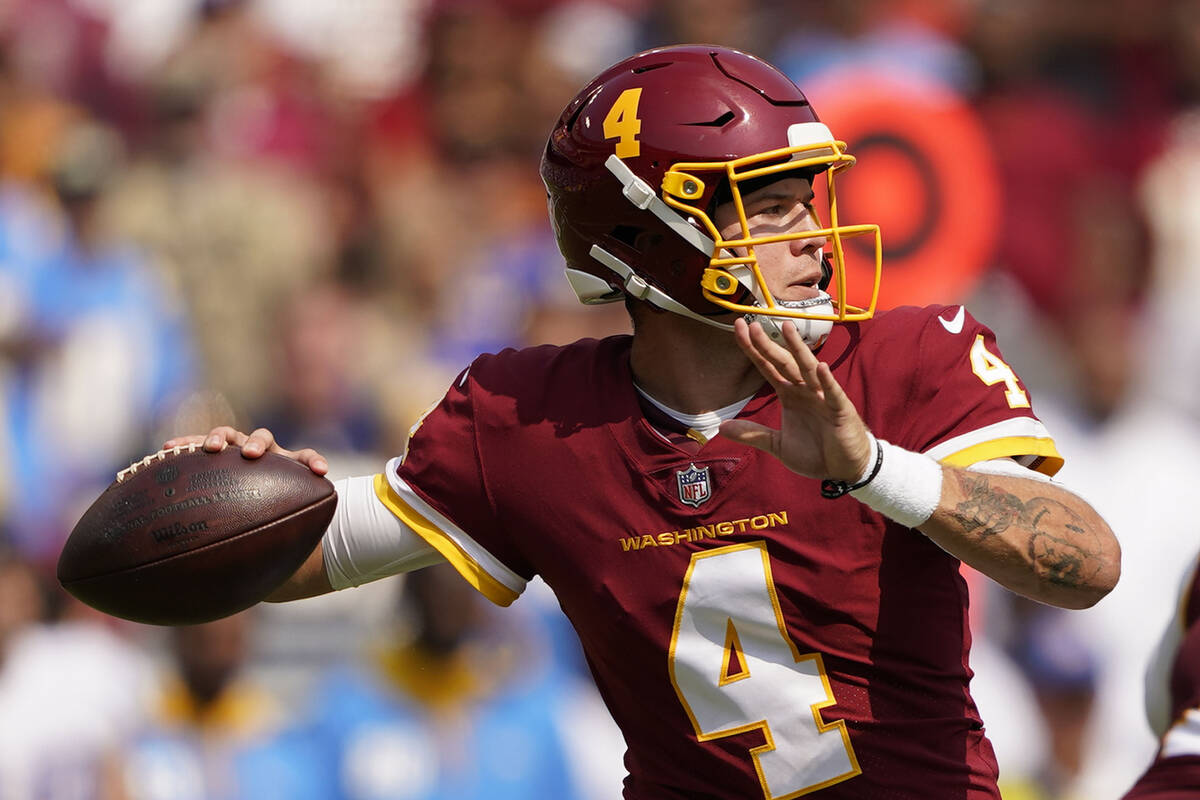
[969,335,1030,409]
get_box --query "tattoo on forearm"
[1024,498,1091,587]
[950,473,1099,588]
[951,475,1024,536]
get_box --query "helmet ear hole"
[610,226,664,256]
[634,230,663,252]
[610,225,643,250]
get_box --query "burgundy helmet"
[540,45,880,342]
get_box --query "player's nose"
[789,222,827,257]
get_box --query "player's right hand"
[721,318,872,483]
[163,427,329,476]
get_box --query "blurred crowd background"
[2,0,1200,798]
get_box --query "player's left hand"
[163,426,329,476]
[720,318,872,483]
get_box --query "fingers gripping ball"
[57,444,336,625]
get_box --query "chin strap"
[588,245,730,331]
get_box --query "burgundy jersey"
[1123,557,1200,799]
[380,305,1062,800]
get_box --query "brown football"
[57,444,337,625]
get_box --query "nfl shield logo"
[677,463,711,507]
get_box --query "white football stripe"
[923,417,1055,462]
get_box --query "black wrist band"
[820,438,884,499]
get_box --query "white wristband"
[849,438,943,529]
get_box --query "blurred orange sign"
[810,70,1000,309]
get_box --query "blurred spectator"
[101,52,332,421]
[0,120,196,560]
[967,0,1169,424]
[256,564,624,800]
[361,0,612,396]
[0,181,58,518]
[422,2,530,163]
[0,543,46,672]
[424,229,630,368]
[774,0,979,93]
[0,38,82,183]
[530,1,639,89]
[120,612,286,800]
[636,0,768,55]
[968,633,1054,800]
[160,0,337,170]
[253,280,386,455]
[0,545,151,799]
[1014,601,1101,797]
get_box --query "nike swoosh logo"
[938,306,965,334]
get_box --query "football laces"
[116,442,201,483]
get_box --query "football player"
[1121,553,1200,799]
[167,46,1120,799]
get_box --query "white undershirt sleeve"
[321,474,445,590]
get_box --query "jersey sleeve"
[901,306,1064,476]
[375,357,534,607]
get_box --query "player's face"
[713,177,827,304]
